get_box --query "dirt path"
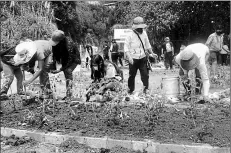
[5,67,225,96]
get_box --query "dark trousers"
[63,63,77,98]
[128,57,149,92]
[164,52,173,69]
[219,54,228,66]
[179,68,202,95]
[118,52,124,66]
[111,52,118,66]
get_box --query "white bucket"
[161,76,180,97]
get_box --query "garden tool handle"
[22,69,27,95]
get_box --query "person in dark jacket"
[103,41,110,60]
[161,37,174,70]
[51,36,81,100]
[109,39,119,65]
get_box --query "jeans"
[63,63,77,98]
[39,54,53,94]
[0,62,23,94]
[164,52,173,69]
[219,54,228,66]
[118,52,124,66]
[128,57,149,92]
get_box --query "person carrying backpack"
[161,37,174,70]
[109,39,119,66]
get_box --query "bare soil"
[1,67,230,148]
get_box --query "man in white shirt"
[205,25,223,77]
[124,16,156,94]
[175,43,211,101]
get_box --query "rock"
[220,98,230,107]
[208,93,220,100]
[125,97,130,101]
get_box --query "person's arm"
[171,42,174,55]
[144,34,156,57]
[23,60,44,85]
[205,35,213,47]
[175,54,188,77]
[109,43,113,52]
[198,64,210,97]
[161,47,164,55]
[205,49,210,64]
[124,35,133,64]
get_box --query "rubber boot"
[65,79,73,101]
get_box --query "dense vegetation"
[0,1,230,54]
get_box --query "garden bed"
[1,95,230,148]
[1,67,230,148]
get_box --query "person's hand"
[51,70,61,74]
[23,80,31,86]
[128,56,134,65]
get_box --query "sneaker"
[143,89,150,95]
[127,89,134,95]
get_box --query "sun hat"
[50,30,65,46]
[180,48,199,70]
[13,41,37,65]
[132,16,147,29]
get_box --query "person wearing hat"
[205,24,224,77]
[124,16,156,94]
[14,30,65,97]
[161,37,174,70]
[103,41,110,60]
[219,34,230,66]
[0,39,33,100]
[175,43,211,101]
[50,35,81,100]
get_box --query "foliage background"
[0,1,230,54]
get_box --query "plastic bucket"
[161,76,180,97]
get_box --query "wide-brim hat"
[132,16,147,29]
[180,48,199,70]
[13,41,37,65]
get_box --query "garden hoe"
[22,68,27,100]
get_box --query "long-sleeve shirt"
[175,43,210,96]
[124,30,152,59]
[205,32,223,52]
[60,37,81,71]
